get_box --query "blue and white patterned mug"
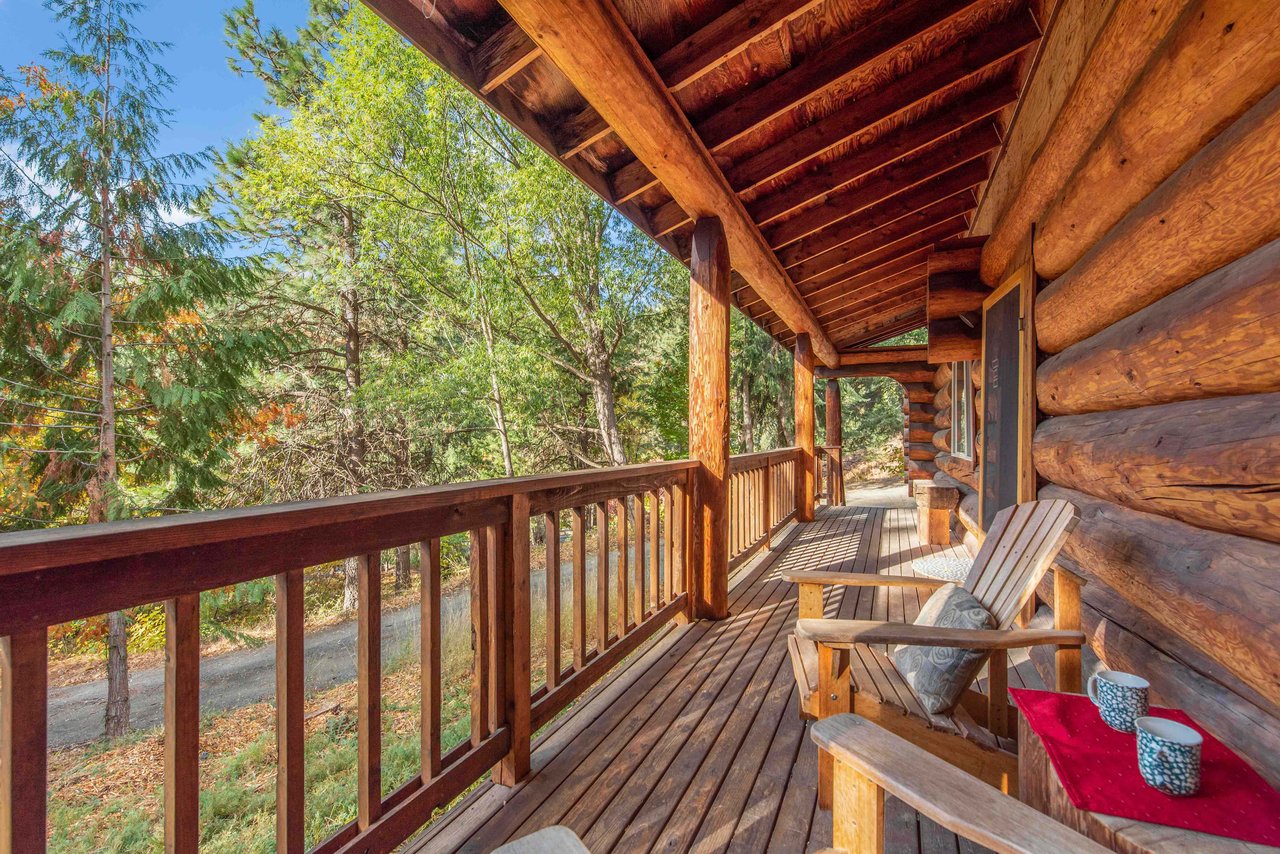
[1136,716,1202,797]
[1087,670,1149,732]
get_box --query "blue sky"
[0,0,309,165]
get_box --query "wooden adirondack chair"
[785,499,1086,801]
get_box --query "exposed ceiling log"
[835,346,928,366]
[554,0,827,156]
[497,0,839,366]
[858,318,927,347]
[826,283,927,336]
[779,161,987,269]
[748,81,1015,226]
[725,5,1040,195]
[609,0,982,203]
[763,125,999,249]
[812,264,929,320]
[804,250,933,312]
[795,216,969,299]
[835,305,930,347]
[475,20,542,93]
[815,358,931,379]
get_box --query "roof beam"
[475,20,542,93]
[497,0,839,367]
[726,7,1040,194]
[797,218,968,301]
[812,265,929,322]
[553,0,826,156]
[843,317,927,349]
[836,346,928,366]
[609,0,980,203]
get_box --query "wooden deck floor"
[409,489,1044,853]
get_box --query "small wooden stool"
[914,483,959,545]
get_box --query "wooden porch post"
[689,217,730,620]
[825,379,843,506]
[795,333,816,522]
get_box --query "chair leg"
[816,643,851,810]
[987,649,1008,740]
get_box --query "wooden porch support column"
[689,217,731,620]
[795,334,816,523]
[825,379,844,506]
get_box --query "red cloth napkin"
[1011,688,1280,847]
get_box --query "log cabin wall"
[968,0,1280,785]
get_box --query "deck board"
[409,490,1040,853]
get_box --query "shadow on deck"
[410,488,1042,853]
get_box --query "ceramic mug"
[1087,670,1149,732]
[1136,717,1203,796]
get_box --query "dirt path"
[48,602,428,750]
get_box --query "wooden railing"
[0,460,697,853]
[816,444,846,507]
[727,447,800,569]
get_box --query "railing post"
[276,570,306,853]
[357,551,382,829]
[795,333,816,522]
[496,493,531,786]
[688,216,730,620]
[761,457,773,551]
[1,629,46,854]
[165,593,200,854]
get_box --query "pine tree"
[0,0,286,738]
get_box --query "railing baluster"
[673,477,689,616]
[486,525,505,737]
[571,507,587,669]
[763,459,772,551]
[470,530,490,746]
[545,511,561,689]
[164,594,200,854]
[1,629,46,854]
[663,487,674,607]
[275,570,305,853]
[616,497,629,637]
[357,551,382,828]
[496,494,531,785]
[648,490,660,618]
[596,502,610,650]
[633,495,645,627]
[421,539,442,779]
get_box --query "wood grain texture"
[1036,0,1280,279]
[1,630,46,854]
[1037,86,1280,353]
[275,570,305,853]
[1034,393,1280,543]
[164,594,201,854]
[1038,237,1280,415]
[812,715,1109,853]
[981,0,1190,284]
[970,0,1118,237]
[1040,484,1280,713]
[688,218,731,619]
[357,552,382,828]
[794,333,816,523]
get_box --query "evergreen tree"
[0,0,285,737]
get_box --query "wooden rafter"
[474,21,542,94]
[496,0,840,366]
[609,0,984,204]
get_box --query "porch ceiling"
[362,0,1044,359]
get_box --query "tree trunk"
[395,545,411,592]
[586,353,627,466]
[339,210,364,612]
[739,373,755,453]
[97,41,128,738]
[479,313,515,477]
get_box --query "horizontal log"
[815,362,935,384]
[935,453,977,491]
[927,318,982,363]
[981,0,1192,284]
[1033,394,1280,542]
[932,363,953,390]
[836,346,929,366]
[957,489,981,537]
[932,428,951,453]
[1038,238,1280,415]
[1036,0,1280,279]
[1039,484,1280,715]
[933,407,952,430]
[907,408,935,424]
[907,445,938,462]
[927,235,985,275]
[906,428,935,444]
[927,270,988,317]
[933,384,951,411]
[903,383,936,404]
[1037,86,1280,353]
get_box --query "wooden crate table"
[1019,714,1280,854]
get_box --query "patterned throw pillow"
[890,583,995,715]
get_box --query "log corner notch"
[496,0,839,368]
[688,217,731,621]
[926,236,985,364]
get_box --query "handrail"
[0,460,697,854]
[812,714,1109,853]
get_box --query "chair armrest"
[782,569,949,590]
[795,618,1085,650]
[812,714,1110,853]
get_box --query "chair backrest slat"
[962,500,1077,628]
